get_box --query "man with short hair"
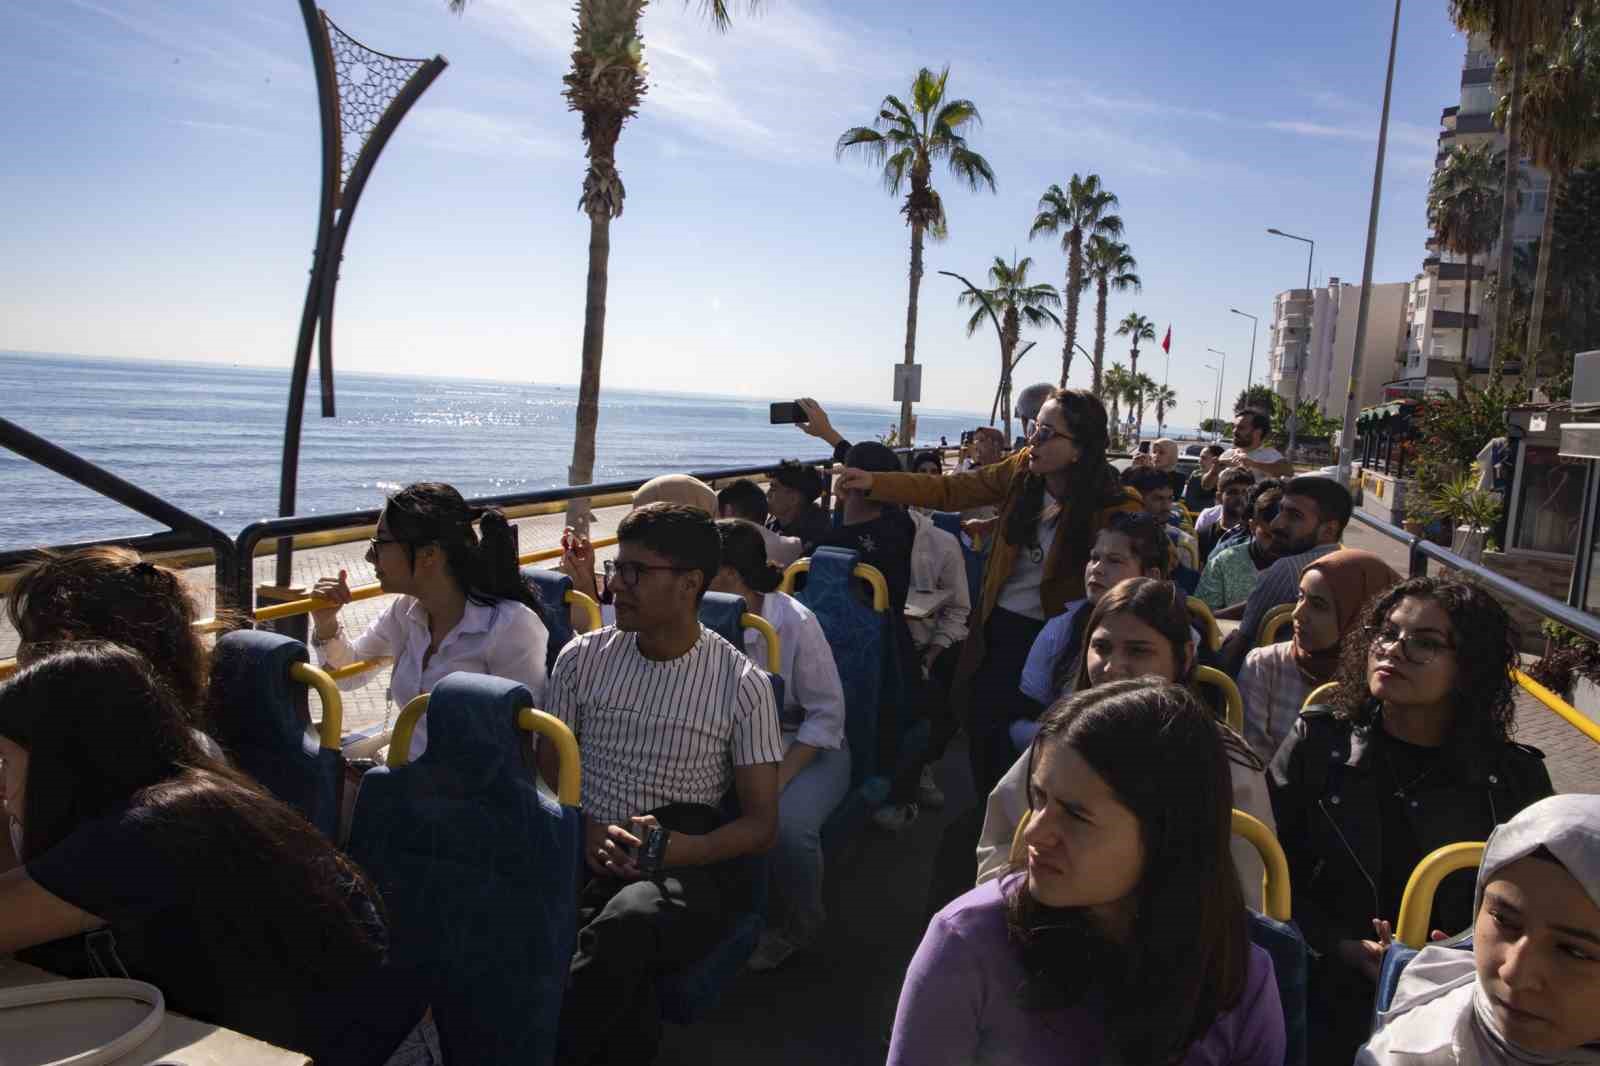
[1217,476,1353,674]
[1183,444,1226,511]
[541,504,783,1064]
[963,427,1005,470]
[766,460,831,553]
[1203,409,1294,493]
[1195,480,1282,611]
[1126,465,1201,593]
[718,478,803,568]
[1196,466,1255,565]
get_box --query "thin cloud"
[410,105,568,160]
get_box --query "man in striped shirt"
[538,503,783,1064]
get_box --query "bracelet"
[311,623,341,646]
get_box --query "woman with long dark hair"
[890,679,1285,1066]
[0,643,418,1064]
[832,388,1140,799]
[310,482,550,759]
[1269,575,1554,1066]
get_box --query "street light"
[1204,361,1224,442]
[1206,347,1228,440]
[1267,227,1316,454]
[1229,308,1259,394]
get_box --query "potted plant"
[1528,622,1600,728]
[1429,471,1502,563]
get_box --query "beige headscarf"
[632,474,717,515]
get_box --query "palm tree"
[838,67,997,443]
[1083,236,1141,396]
[1131,372,1158,441]
[1150,384,1178,436]
[957,255,1061,441]
[1516,12,1600,375]
[1029,175,1123,387]
[1115,311,1157,440]
[1449,0,1572,354]
[447,0,760,532]
[1429,143,1503,387]
[1102,363,1132,444]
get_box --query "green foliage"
[1234,385,1278,415]
[1428,470,1504,532]
[1199,417,1230,435]
[1406,378,1515,521]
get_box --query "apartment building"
[1265,278,1408,415]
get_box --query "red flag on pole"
[1161,326,1172,354]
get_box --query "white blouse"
[315,596,548,760]
[744,591,847,751]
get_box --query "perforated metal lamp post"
[1230,309,1258,393]
[1204,363,1224,441]
[1206,348,1228,438]
[274,0,447,595]
[1267,227,1315,456]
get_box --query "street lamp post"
[1267,227,1316,456]
[1230,308,1259,394]
[1204,361,1224,442]
[1206,347,1228,437]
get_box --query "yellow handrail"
[1513,669,1600,746]
[386,694,432,768]
[0,660,13,682]
[1396,841,1485,947]
[1257,603,1295,648]
[1186,597,1223,653]
[518,708,581,806]
[1232,809,1292,921]
[741,612,780,673]
[326,657,391,682]
[287,662,343,750]
[1303,681,1340,710]
[566,589,603,634]
[778,558,891,613]
[1192,666,1244,733]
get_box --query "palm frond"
[933,98,983,132]
[1020,305,1063,330]
[836,126,887,163]
[692,0,763,33]
[911,66,949,117]
[945,145,997,192]
[883,146,915,195]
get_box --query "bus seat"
[1185,596,1223,653]
[1374,936,1474,1024]
[930,510,985,612]
[699,591,748,646]
[210,630,342,838]
[1396,842,1485,948]
[1258,603,1295,648]
[347,673,581,1066]
[523,566,580,672]
[1191,666,1244,733]
[1303,681,1340,710]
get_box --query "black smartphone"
[1138,441,1151,454]
[769,401,805,425]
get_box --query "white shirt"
[746,591,846,751]
[545,625,784,825]
[1221,445,1285,466]
[996,511,1058,620]
[315,595,548,760]
[758,524,805,570]
[907,510,972,653]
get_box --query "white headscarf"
[1360,794,1600,1066]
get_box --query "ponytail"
[715,519,783,595]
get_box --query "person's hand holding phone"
[796,398,843,446]
[310,569,352,640]
[589,819,644,880]
[558,527,599,599]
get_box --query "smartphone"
[1138,441,1151,454]
[769,401,805,425]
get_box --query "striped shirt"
[545,625,784,825]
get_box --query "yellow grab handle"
[325,657,391,682]
[1396,842,1485,947]
[566,589,603,634]
[1257,603,1295,649]
[518,708,582,806]
[1192,665,1244,733]
[288,662,343,751]
[1232,809,1292,921]
[741,613,781,673]
[386,694,432,768]
[779,558,891,612]
[1185,596,1223,653]
[1302,681,1340,711]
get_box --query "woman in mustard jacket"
[834,387,1140,798]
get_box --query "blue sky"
[2,0,1468,421]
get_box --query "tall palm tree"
[447,0,760,531]
[1115,311,1157,440]
[1083,236,1141,397]
[838,67,997,443]
[1449,0,1572,355]
[1150,384,1178,436]
[958,255,1061,441]
[1429,143,1503,387]
[1102,363,1132,444]
[1029,175,1123,387]
[1131,372,1158,440]
[1516,11,1600,375]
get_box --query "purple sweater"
[888,878,1285,1066]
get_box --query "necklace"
[1382,742,1441,801]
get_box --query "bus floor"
[658,738,980,1066]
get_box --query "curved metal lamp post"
[274,1,447,590]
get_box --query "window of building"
[1511,445,1586,556]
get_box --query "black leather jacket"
[1267,703,1552,957]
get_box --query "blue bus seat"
[1249,911,1308,1066]
[1373,935,1472,1025]
[930,510,985,614]
[210,630,341,838]
[698,591,748,646]
[346,673,580,1066]
[523,566,577,672]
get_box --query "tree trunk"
[1457,250,1474,392]
[1062,230,1083,387]
[1129,344,1140,444]
[999,335,1015,444]
[564,211,612,533]
[900,219,924,445]
[1528,169,1561,379]
[1091,277,1109,395]
[1494,51,1524,358]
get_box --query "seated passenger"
[1358,794,1600,1066]
[889,679,1286,1066]
[1237,548,1398,762]
[911,449,945,477]
[536,504,783,1064]
[309,482,550,760]
[716,478,803,568]
[708,519,849,972]
[1197,466,1255,565]
[1126,465,1201,594]
[1217,475,1353,675]
[1183,443,1226,512]
[0,643,416,1065]
[1269,576,1555,1066]
[1122,437,1187,500]
[978,578,1275,898]
[1195,478,1283,611]
[765,460,832,552]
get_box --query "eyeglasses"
[1366,624,1455,665]
[365,535,402,560]
[1030,424,1076,446]
[610,560,689,589]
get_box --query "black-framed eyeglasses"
[1366,624,1455,665]
[365,536,403,560]
[611,560,690,589]
[1030,424,1075,447]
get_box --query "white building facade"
[1266,278,1409,415]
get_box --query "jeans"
[887,643,962,805]
[769,736,852,945]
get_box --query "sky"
[1,0,1470,422]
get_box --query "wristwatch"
[637,826,671,877]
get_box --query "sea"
[0,351,1019,551]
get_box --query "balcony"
[1462,66,1493,86]
[1432,308,1480,331]
[1434,261,1486,282]
[1455,112,1496,135]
